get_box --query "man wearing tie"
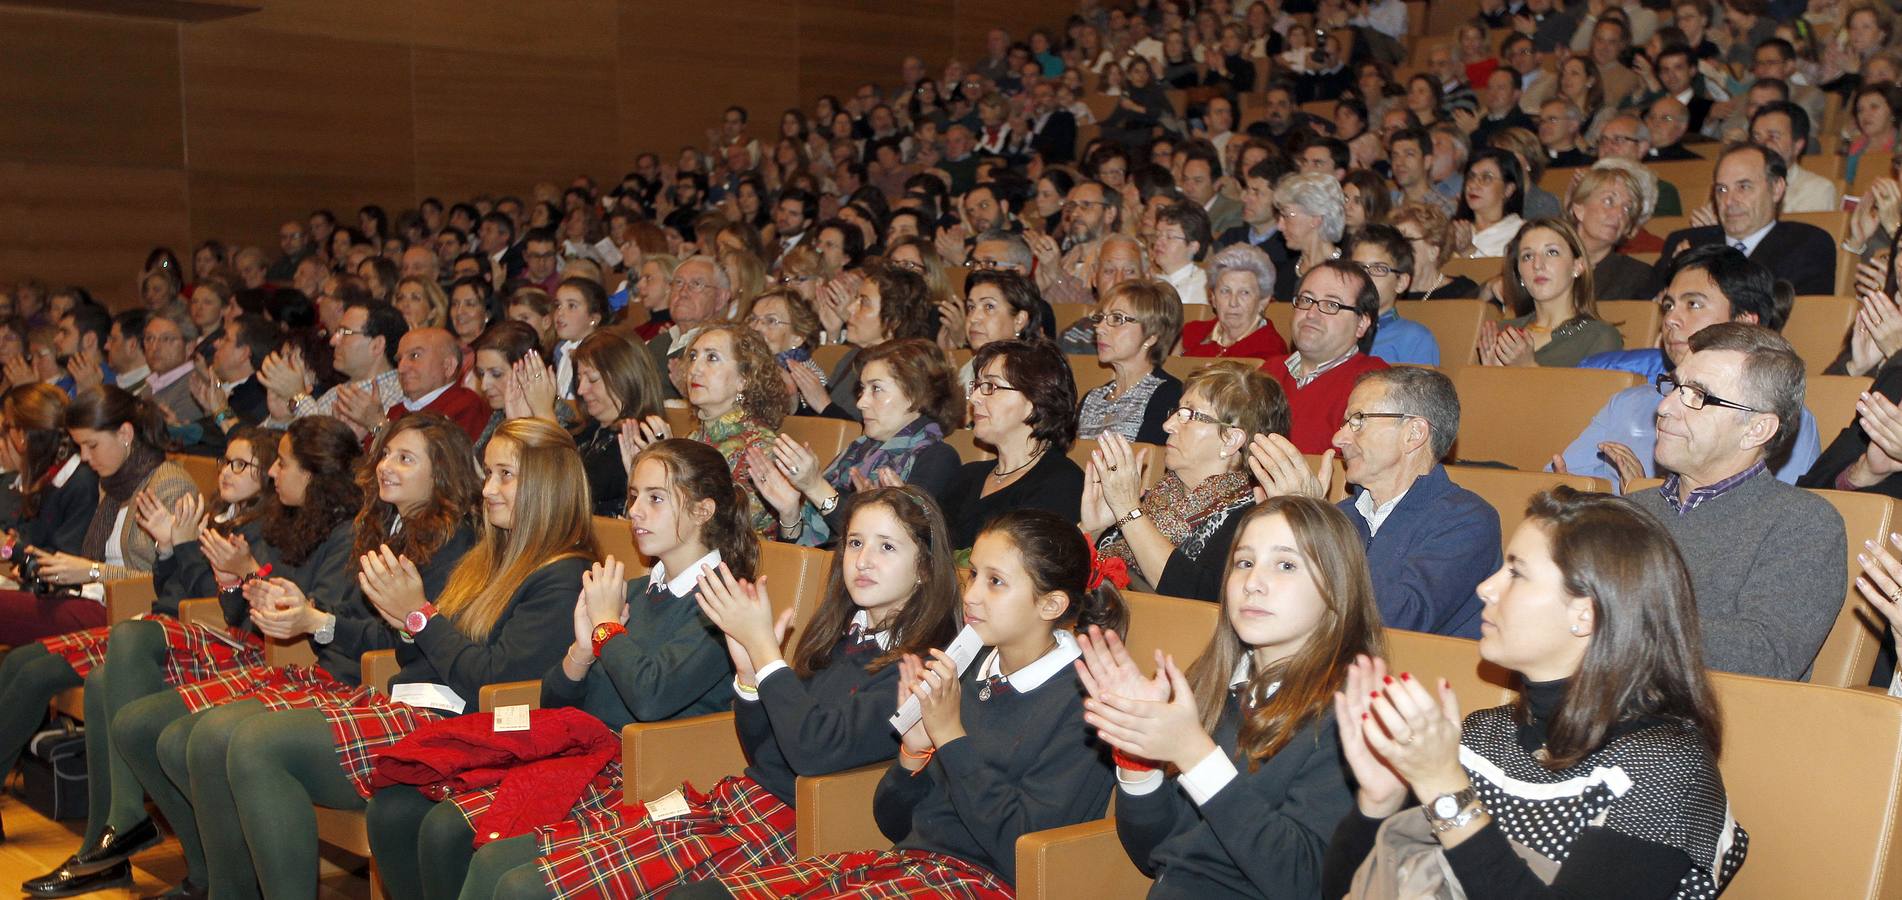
[1652,141,1836,297]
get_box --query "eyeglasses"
[1656,374,1760,413]
[1344,411,1412,432]
[890,259,925,273]
[1170,406,1235,428]
[745,314,787,328]
[222,457,259,474]
[675,279,717,293]
[777,274,821,285]
[333,326,363,339]
[1153,230,1188,244]
[963,258,1012,270]
[1088,311,1140,327]
[1358,261,1397,277]
[1062,200,1110,212]
[1291,294,1351,315]
[966,380,1022,397]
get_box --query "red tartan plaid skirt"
[40,616,263,682]
[710,847,1014,900]
[535,774,797,900]
[170,663,442,798]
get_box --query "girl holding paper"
[1078,495,1381,898]
[366,437,758,899]
[672,507,1124,900]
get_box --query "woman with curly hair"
[682,322,791,534]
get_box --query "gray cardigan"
[1631,467,1847,681]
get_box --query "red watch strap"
[591,622,628,657]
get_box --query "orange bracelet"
[1113,749,1159,773]
[901,745,936,775]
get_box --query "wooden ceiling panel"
[0,9,183,169]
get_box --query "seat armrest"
[479,680,543,713]
[1014,818,1149,900]
[176,597,222,630]
[105,576,157,623]
[362,649,399,694]
[620,712,746,803]
[794,762,892,857]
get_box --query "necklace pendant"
[978,683,992,701]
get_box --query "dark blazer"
[1027,109,1078,165]
[1653,221,1837,297]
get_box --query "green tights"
[225,707,363,900]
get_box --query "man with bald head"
[400,246,440,283]
[267,221,313,282]
[1644,95,1703,161]
[385,328,489,442]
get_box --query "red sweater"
[1179,319,1288,361]
[1268,353,1390,454]
[386,385,491,443]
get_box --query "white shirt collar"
[115,365,150,389]
[1728,220,1777,256]
[976,629,1081,692]
[401,382,454,412]
[1353,485,1411,536]
[851,609,895,650]
[648,549,722,598]
[1231,653,1282,703]
[1673,87,1694,104]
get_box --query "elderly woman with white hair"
[1568,160,1665,300]
[1179,243,1288,359]
[1271,172,1348,300]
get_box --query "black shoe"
[67,819,160,875]
[22,859,132,898]
[142,879,206,900]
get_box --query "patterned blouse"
[1096,469,1253,593]
[690,408,781,535]
[1079,370,1168,441]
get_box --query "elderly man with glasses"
[1632,322,1846,681]
[643,255,730,400]
[1250,365,1498,637]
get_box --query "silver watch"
[1422,786,1485,833]
[312,613,337,645]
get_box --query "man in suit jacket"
[1179,140,1244,236]
[1021,82,1076,165]
[1653,142,1836,297]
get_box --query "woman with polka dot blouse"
[1323,487,1748,899]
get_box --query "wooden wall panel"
[0,10,183,169]
[409,0,617,59]
[207,0,410,44]
[617,0,799,169]
[412,47,620,201]
[798,0,957,108]
[0,161,191,305]
[953,0,1077,67]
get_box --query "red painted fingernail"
[1361,712,1369,720]
[1382,675,1393,684]
[1369,690,1380,698]
[1400,672,1412,681]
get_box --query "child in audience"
[672,507,1124,899]
[171,417,592,900]
[1078,495,1381,897]
[464,485,962,899]
[366,437,757,898]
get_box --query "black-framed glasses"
[223,457,259,474]
[1170,406,1236,428]
[1655,374,1759,413]
[1291,293,1350,315]
[967,380,1022,397]
[1344,411,1411,432]
[1358,261,1397,277]
[1088,311,1140,327]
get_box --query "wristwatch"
[312,613,337,645]
[404,602,437,637]
[87,563,102,583]
[1422,786,1486,833]
[1116,507,1145,527]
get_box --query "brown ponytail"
[977,508,1128,637]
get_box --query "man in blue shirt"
[52,302,114,396]
[1349,225,1441,366]
[1558,245,1820,486]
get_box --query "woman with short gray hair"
[1180,243,1288,359]
[1274,173,1347,298]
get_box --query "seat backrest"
[1382,630,1518,711]
[663,405,697,438]
[1807,488,1892,688]
[592,515,648,577]
[168,453,222,500]
[1595,300,1661,353]
[1805,373,1873,441]
[780,415,857,465]
[1713,672,1902,899]
[1439,256,1505,286]
[1450,367,1641,470]
[759,540,829,648]
[1160,355,1266,383]
[1784,297,1856,374]
[1441,465,1611,541]
[811,343,854,380]
[1394,299,1492,368]
[1179,304,1214,323]
[1784,210,1850,244]
[1265,302,1293,341]
[1121,591,1221,671]
[942,427,993,462]
[1068,354,1115,395]
[1050,302,1095,334]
